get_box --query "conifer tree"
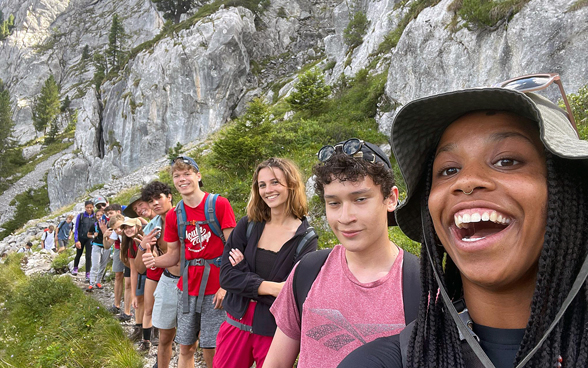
[32,75,60,134]
[0,79,14,151]
[286,68,331,113]
[107,14,125,68]
[152,0,196,23]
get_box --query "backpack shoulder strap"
[399,320,415,367]
[293,227,318,262]
[292,248,332,321]
[402,251,421,325]
[205,193,225,244]
[246,221,255,241]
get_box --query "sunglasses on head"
[318,138,378,164]
[492,73,577,135]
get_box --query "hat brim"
[392,88,588,242]
[123,195,142,218]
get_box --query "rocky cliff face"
[1,0,588,222]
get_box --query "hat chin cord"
[420,205,588,368]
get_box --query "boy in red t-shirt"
[143,156,236,368]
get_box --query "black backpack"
[292,248,421,323]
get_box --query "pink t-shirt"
[270,244,406,368]
[164,193,236,296]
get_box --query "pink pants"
[213,301,273,368]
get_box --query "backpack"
[292,248,421,324]
[245,221,318,263]
[175,194,225,244]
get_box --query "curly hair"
[407,152,588,367]
[247,157,308,222]
[313,152,396,201]
[141,181,173,204]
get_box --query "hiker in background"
[73,200,96,277]
[87,207,109,292]
[143,156,236,368]
[214,157,318,368]
[264,139,420,368]
[340,80,588,367]
[17,241,33,253]
[55,215,74,253]
[120,217,146,342]
[41,225,56,252]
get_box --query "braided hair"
[407,152,588,367]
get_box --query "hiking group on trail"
[45,74,588,368]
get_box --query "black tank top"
[255,248,278,280]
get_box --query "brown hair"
[246,157,308,222]
[108,214,124,228]
[119,225,143,267]
[66,215,74,221]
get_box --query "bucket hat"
[123,193,143,218]
[392,87,588,242]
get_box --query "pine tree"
[32,75,61,134]
[152,0,196,23]
[107,14,125,68]
[0,79,14,151]
[286,68,331,113]
[81,45,90,60]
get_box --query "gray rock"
[22,144,43,159]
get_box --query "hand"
[98,218,108,233]
[140,228,160,253]
[104,228,113,238]
[132,296,138,309]
[229,248,244,266]
[213,288,226,309]
[75,241,81,249]
[142,244,156,268]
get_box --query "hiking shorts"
[136,273,147,296]
[152,272,179,329]
[112,248,124,273]
[175,292,224,348]
[58,239,68,249]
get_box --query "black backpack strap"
[292,248,332,321]
[293,227,318,262]
[401,251,421,325]
[399,320,415,368]
[246,221,255,241]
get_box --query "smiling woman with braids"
[339,76,588,368]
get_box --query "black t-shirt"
[338,324,525,368]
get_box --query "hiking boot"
[71,267,78,276]
[137,339,150,352]
[118,313,132,322]
[85,272,90,282]
[86,285,94,292]
[95,283,103,289]
[130,326,142,342]
[107,305,120,314]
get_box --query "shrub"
[286,68,331,113]
[457,0,530,30]
[0,185,50,240]
[51,249,73,273]
[343,11,369,48]
[561,85,588,140]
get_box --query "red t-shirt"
[128,242,138,259]
[164,193,236,296]
[146,266,164,281]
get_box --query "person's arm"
[338,335,402,368]
[129,254,139,308]
[103,230,115,248]
[143,240,179,269]
[263,327,301,368]
[74,214,81,243]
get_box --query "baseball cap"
[170,156,204,187]
[93,196,107,206]
[121,217,142,228]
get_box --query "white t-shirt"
[42,231,56,251]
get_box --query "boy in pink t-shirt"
[266,139,416,368]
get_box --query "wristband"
[138,243,146,252]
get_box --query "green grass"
[567,0,588,11]
[0,254,143,367]
[449,0,531,30]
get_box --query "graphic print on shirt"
[185,224,211,253]
[305,308,404,351]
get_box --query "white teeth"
[454,210,513,228]
[462,236,486,242]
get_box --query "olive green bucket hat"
[392,87,588,242]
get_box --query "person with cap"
[119,216,147,342]
[115,194,153,321]
[73,200,96,277]
[105,214,125,314]
[142,156,236,368]
[263,139,420,368]
[214,157,318,368]
[339,74,588,368]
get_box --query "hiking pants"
[90,245,109,285]
[74,237,92,270]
